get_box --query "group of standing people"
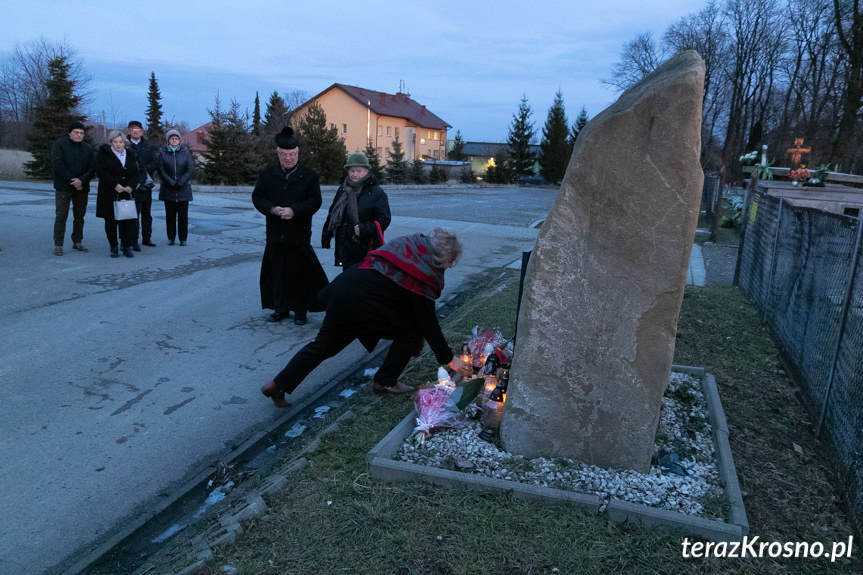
[254,127,469,408]
[51,121,195,257]
[252,128,392,325]
[51,120,468,407]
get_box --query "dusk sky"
[4,0,707,143]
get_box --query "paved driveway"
[0,181,555,575]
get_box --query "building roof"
[184,123,212,153]
[310,83,451,130]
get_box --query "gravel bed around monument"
[398,372,725,519]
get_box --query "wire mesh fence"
[737,190,863,535]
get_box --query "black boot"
[110,245,119,258]
[122,245,134,258]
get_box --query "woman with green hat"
[322,152,391,271]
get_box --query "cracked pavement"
[0,181,554,574]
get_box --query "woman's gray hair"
[430,228,462,268]
[108,130,126,145]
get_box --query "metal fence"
[737,190,863,535]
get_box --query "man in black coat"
[252,127,329,325]
[126,120,157,249]
[51,121,95,255]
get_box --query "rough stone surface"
[501,51,705,472]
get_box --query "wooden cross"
[786,138,811,169]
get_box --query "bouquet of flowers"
[412,386,459,445]
[789,166,811,182]
[412,375,485,445]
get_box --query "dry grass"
[155,270,860,575]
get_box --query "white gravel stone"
[397,372,724,519]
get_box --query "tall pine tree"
[364,138,384,180]
[262,91,289,136]
[25,55,85,178]
[569,107,589,146]
[385,131,409,184]
[539,90,571,183]
[507,96,536,181]
[145,72,164,144]
[448,129,467,160]
[295,101,347,184]
[251,91,262,136]
[201,96,258,185]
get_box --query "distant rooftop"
[311,83,450,131]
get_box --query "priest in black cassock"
[252,127,329,325]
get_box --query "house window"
[434,132,440,140]
[420,138,426,145]
[342,124,347,134]
[377,126,382,136]
[386,126,391,136]
[844,207,860,218]
[433,150,439,158]
[377,147,383,156]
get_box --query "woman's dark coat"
[157,144,194,202]
[252,162,322,245]
[321,176,391,267]
[320,266,453,364]
[95,144,141,219]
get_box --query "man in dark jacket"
[127,120,157,249]
[252,127,329,325]
[51,121,95,255]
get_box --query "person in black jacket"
[127,121,157,249]
[157,129,194,245]
[95,131,142,258]
[252,127,329,325]
[260,229,471,408]
[51,121,95,256]
[322,152,391,270]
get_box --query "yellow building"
[295,83,450,162]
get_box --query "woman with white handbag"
[96,130,143,258]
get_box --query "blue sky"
[3,0,707,142]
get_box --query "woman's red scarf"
[358,233,444,300]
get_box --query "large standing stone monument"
[501,51,705,472]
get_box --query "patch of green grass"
[174,274,860,575]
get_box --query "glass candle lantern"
[479,385,505,442]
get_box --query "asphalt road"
[0,181,556,575]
